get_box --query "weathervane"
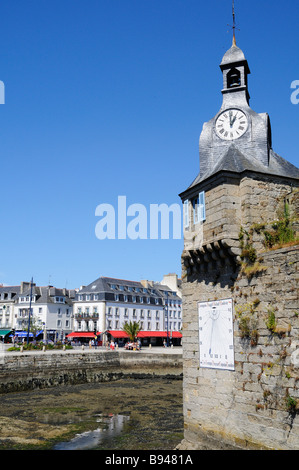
[228,0,240,45]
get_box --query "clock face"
[215,108,248,141]
[198,299,234,370]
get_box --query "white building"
[70,276,182,345]
[0,281,75,342]
[0,285,20,340]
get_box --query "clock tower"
[179,37,299,267]
[178,34,299,450]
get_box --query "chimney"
[20,281,31,294]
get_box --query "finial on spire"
[232,0,236,46]
[227,1,240,46]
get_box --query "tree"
[122,320,141,341]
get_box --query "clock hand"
[231,114,237,127]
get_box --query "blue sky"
[0,0,298,289]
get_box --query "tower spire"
[232,0,236,46]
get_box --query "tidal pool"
[0,377,183,450]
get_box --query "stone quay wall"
[181,244,299,450]
[0,350,183,394]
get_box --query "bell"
[229,72,240,87]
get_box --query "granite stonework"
[180,243,299,450]
[0,350,183,394]
[178,39,299,450]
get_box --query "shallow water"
[54,414,131,450]
[0,377,183,450]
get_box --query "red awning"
[170,331,183,338]
[107,330,129,338]
[137,331,182,338]
[66,332,101,338]
[107,330,182,339]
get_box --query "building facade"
[71,276,182,345]
[0,281,75,342]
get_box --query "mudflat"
[0,377,183,450]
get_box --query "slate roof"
[220,44,246,66]
[15,285,75,305]
[187,145,299,191]
[77,277,181,303]
[0,285,20,302]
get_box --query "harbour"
[0,376,183,450]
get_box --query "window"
[86,295,90,301]
[147,310,151,318]
[193,191,206,224]
[114,294,119,301]
[124,308,128,317]
[183,199,189,228]
[132,296,136,303]
[140,309,144,318]
[124,295,128,302]
[133,309,136,317]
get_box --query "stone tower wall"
[181,242,299,450]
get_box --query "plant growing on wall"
[265,308,277,334]
[239,227,267,279]
[261,200,298,250]
[235,302,259,347]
